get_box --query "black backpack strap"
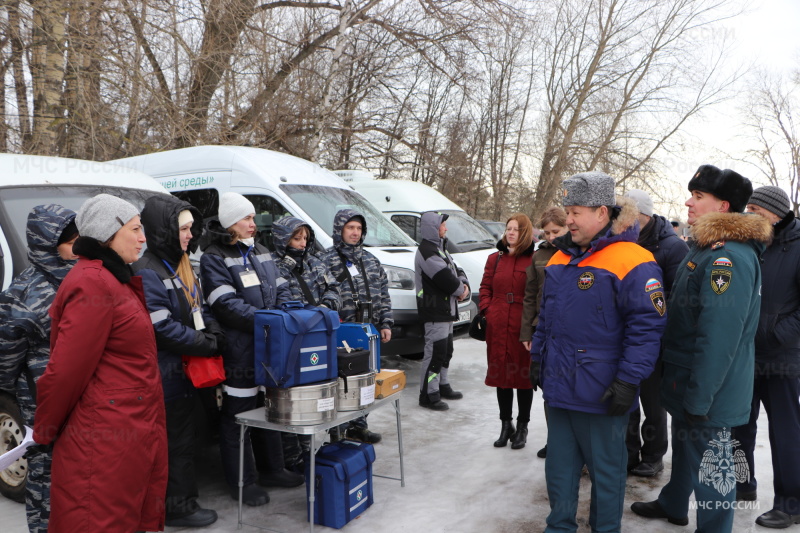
[291,270,318,306]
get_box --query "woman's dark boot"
[493,420,515,447]
[510,421,528,450]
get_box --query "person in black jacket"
[734,186,800,529]
[414,211,470,411]
[623,189,689,477]
[134,194,222,527]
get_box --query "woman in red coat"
[33,194,168,533]
[479,213,536,450]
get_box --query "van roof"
[113,145,351,189]
[349,179,465,213]
[0,154,165,192]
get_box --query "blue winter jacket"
[200,220,291,388]
[530,198,667,415]
[133,194,221,403]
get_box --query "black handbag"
[337,347,371,393]
[468,252,501,342]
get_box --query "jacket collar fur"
[72,236,133,283]
[690,212,773,248]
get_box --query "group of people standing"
[0,191,393,532]
[480,166,800,532]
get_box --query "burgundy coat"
[479,242,534,389]
[34,244,167,533]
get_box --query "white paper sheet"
[0,426,35,471]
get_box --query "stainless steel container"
[265,380,338,425]
[337,371,377,411]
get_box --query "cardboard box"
[375,369,406,399]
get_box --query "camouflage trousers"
[18,379,51,533]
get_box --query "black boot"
[510,421,528,450]
[419,392,449,411]
[493,420,516,448]
[439,383,463,400]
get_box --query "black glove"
[600,378,638,416]
[683,409,709,426]
[529,360,541,391]
[205,321,227,353]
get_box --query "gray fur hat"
[562,172,616,207]
[76,194,140,242]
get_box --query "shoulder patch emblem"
[711,241,726,251]
[710,269,732,295]
[713,257,732,267]
[687,261,697,271]
[645,278,663,292]
[650,291,666,316]
[578,272,595,290]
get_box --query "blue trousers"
[657,420,736,533]
[544,407,628,533]
[734,375,800,515]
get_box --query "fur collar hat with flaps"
[688,164,753,213]
[691,212,773,248]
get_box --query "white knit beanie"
[76,194,140,242]
[218,192,255,229]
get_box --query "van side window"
[244,195,292,252]
[391,215,420,243]
[173,189,219,221]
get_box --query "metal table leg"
[238,423,245,529]
[309,430,316,533]
[394,398,405,487]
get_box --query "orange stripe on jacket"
[546,241,656,280]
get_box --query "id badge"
[192,308,206,331]
[240,269,260,288]
[347,263,360,277]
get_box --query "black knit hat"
[748,186,791,217]
[688,164,753,213]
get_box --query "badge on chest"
[240,269,260,288]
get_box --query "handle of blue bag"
[279,307,328,386]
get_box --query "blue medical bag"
[254,301,340,387]
[306,439,376,529]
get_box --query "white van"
[335,171,497,306]
[0,153,168,503]
[111,146,477,357]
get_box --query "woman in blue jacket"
[133,194,222,528]
[199,192,302,507]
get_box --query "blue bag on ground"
[254,301,340,387]
[305,439,376,529]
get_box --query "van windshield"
[440,210,496,251]
[280,184,416,247]
[0,185,161,275]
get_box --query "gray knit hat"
[76,194,140,242]
[624,189,654,216]
[748,186,791,217]
[562,172,616,207]
[218,192,256,229]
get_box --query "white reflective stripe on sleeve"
[275,277,287,286]
[150,309,171,324]
[162,279,177,291]
[222,385,259,397]
[254,253,273,263]
[224,257,245,267]
[208,285,236,305]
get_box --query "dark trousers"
[165,395,200,519]
[657,420,735,533]
[734,375,800,515]
[219,392,285,490]
[626,358,667,465]
[496,387,534,424]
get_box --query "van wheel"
[0,394,27,503]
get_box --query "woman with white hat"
[33,193,168,532]
[200,192,302,507]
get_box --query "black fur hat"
[687,164,753,213]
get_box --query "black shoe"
[630,500,689,526]
[755,509,800,528]
[737,489,757,501]
[493,420,515,448]
[439,384,463,400]
[510,422,528,450]
[346,426,382,444]
[419,392,449,411]
[231,484,269,506]
[537,445,547,458]
[631,460,664,477]
[165,508,218,528]
[259,468,305,488]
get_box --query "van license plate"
[457,310,471,324]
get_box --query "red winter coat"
[479,242,535,389]
[33,248,168,533]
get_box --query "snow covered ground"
[0,337,775,532]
